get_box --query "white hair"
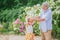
[42,2,49,8]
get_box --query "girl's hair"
[28,18,33,22]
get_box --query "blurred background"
[0,0,60,40]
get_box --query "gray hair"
[42,2,49,8]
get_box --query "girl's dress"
[25,25,34,40]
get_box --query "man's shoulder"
[48,8,52,12]
[47,9,52,13]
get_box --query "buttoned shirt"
[39,8,52,32]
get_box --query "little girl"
[25,17,34,40]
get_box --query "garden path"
[0,35,57,40]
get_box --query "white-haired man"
[36,2,52,40]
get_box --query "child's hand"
[34,16,40,22]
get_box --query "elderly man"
[36,2,52,40]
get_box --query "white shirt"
[26,25,33,33]
[39,8,52,32]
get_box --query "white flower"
[25,6,40,18]
[36,4,40,7]
[0,24,3,27]
[14,28,19,31]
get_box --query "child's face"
[28,18,33,25]
[28,18,33,22]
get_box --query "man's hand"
[34,16,40,20]
[35,16,45,22]
[39,18,45,22]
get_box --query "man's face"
[42,4,48,11]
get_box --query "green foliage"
[0,7,25,22]
[8,22,13,31]
[0,0,46,9]
[33,22,40,36]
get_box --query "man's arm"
[35,16,45,22]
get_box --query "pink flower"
[20,25,24,29]
[14,19,19,24]
[20,22,23,24]
[19,29,23,32]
